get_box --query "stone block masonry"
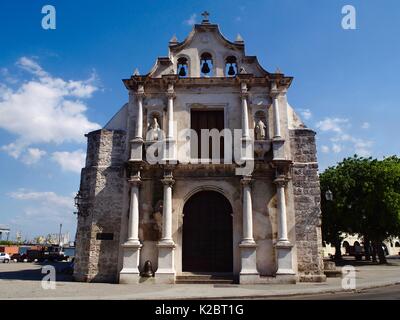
[290,129,326,282]
[74,129,127,283]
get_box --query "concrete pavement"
[0,257,399,299]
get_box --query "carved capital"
[166,91,176,99]
[273,175,287,188]
[240,91,249,100]
[241,175,253,186]
[134,87,145,100]
[128,174,142,186]
[161,176,175,187]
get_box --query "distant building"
[0,225,10,241]
[323,233,400,257]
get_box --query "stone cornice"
[123,74,293,91]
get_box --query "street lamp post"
[74,191,88,217]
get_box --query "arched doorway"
[182,191,233,273]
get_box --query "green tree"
[320,156,400,263]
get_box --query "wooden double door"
[182,191,233,273]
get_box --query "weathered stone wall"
[289,128,325,282]
[74,129,127,283]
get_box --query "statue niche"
[254,111,267,140]
[146,114,162,141]
[253,110,271,160]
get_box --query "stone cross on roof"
[201,11,210,24]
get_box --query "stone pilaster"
[273,175,295,278]
[240,82,253,161]
[129,85,145,162]
[156,171,176,283]
[120,174,142,284]
[239,175,259,284]
[270,82,285,160]
[163,83,176,161]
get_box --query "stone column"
[156,172,176,283]
[161,176,174,244]
[239,176,259,284]
[274,175,295,278]
[270,83,285,160]
[129,85,145,162]
[163,83,176,161]
[120,175,142,284]
[240,82,253,162]
[167,84,175,140]
[272,93,281,139]
[241,82,250,139]
[135,91,144,139]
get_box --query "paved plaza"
[0,257,399,299]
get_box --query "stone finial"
[235,34,244,43]
[169,34,178,45]
[275,67,282,74]
[133,68,140,76]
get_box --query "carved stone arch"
[182,185,234,216]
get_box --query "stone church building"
[73,13,326,284]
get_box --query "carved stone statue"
[148,117,161,141]
[255,119,267,140]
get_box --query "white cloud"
[321,145,330,153]
[361,122,370,129]
[332,144,342,153]
[0,68,17,84]
[315,117,349,133]
[298,108,312,120]
[52,149,86,173]
[316,117,373,157]
[21,148,47,165]
[0,57,101,159]
[16,57,48,78]
[353,139,373,157]
[7,189,76,239]
[184,14,197,26]
[8,189,74,210]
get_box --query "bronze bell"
[142,260,154,277]
[201,61,210,74]
[178,65,186,77]
[228,64,236,76]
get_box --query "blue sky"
[0,0,399,240]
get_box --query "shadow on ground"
[0,262,73,282]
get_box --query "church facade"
[73,14,326,284]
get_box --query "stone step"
[324,270,342,278]
[176,273,234,284]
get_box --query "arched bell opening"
[177,57,189,78]
[225,56,238,77]
[200,52,213,77]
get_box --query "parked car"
[0,253,10,263]
[10,253,28,262]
